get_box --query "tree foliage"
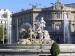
[50,42,60,56]
[0,25,3,41]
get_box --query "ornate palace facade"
[12,1,75,43]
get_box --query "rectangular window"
[57,13,60,19]
[46,13,52,20]
[54,13,60,19]
[56,25,60,31]
[46,25,52,32]
[18,18,22,26]
[73,24,75,32]
[25,17,27,22]
[46,22,52,32]
[74,25,75,32]
[1,21,2,24]
[66,14,68,19]
[29,16,32,23]
[0,20,1,24]
[22,17,25,23]
[74,16,75,21]
[55,24,61,32]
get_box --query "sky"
[0,0,75,13]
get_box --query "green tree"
[0,25,3,41]
[50,42,60,56]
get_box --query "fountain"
[64,14,71,44]
[6,10,12,44]
[0,9,12,44]
[0,16,74,56]
[7,16,12,44]
[18,17,53,44]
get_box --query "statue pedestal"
[17,39,54,45]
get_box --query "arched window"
[55,23,61,32]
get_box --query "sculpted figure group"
[19,17,52,44]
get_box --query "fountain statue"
[37,17,50,40]
[18,17,53,44]
[44,30,50,40]
[37,17,46,30]
[37,17,46,39]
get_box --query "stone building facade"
[12,1,75,44]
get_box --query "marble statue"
[20,28,26,33]
[37,28,43,39]
[27,28,32,39]
[18,18,53,44]
[37,17,46,31]
[37,17,46,39]
[44,30,50,40]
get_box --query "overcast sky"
[0,0,75,12]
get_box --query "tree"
[0,25,6,42]
[0,25,3,41]
[50,41,60,56]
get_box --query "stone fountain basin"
[0,44,51,53]
[0,44,75,56]
[0,44,75,53]
[59,44,75,53]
